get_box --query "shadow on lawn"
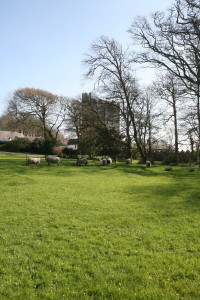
[124,177,200,212]
[66,162,199,178]
[1,156,199,182]
[1,156,199,212]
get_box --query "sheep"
[101,157,112,165]
[27,157,40,165]
[102,158,107,166]
[125,158,132,165]
[45,155,60,165]
[77,158,88,166]
[146,160,151,168]
[107,157,112,165]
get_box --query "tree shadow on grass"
[124,179,200,212]
[70,162,199,180]
[1,156,199,184]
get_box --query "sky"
[0,0,174,115]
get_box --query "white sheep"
[101,157,112,165]
[102,158,107,166]
[77,158,88,166]
[45,155,60,165]
[146,160,151,168]
[107,157,112,165]
[125,158,132,164]
[27,157,40,165]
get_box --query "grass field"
[0,153,199,299]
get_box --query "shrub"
[26,139,43,154]
[41,138,59,155]
[0,137,31,153]
[178,150,194,163]
[52,146,64,157]
[62,147,78,158]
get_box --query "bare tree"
[128,0,200,159]
[139,86,162,160]
[8,88,67,141]
[183,92,200,160]
[64,97,82,141]
[154,73,185,163]
[83,35,150,162]
[0,112,18,132]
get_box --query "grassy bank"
[0,153,199,299]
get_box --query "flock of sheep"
[27,155,60,166]
[27,155,152,167]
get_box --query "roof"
[0,130,24,141]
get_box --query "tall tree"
[182,92,200,160]
[128,0,200,159]
[154,73,184,164]
[83,35,149,162]
[64,97,82,141]
[8,88,67,141]
[0,112,18,132]
[138,87,161,161]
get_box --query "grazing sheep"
[146,160,151,168]
[27,157,40,165]
[45,155,60,165]
[107,157,112,165]
[77,158,88,166]
[101,157,112,165]
[125,158,132,165]
[101,158,108,166]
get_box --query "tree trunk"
[173,101,179,165]
[197,91,200,164]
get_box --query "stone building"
[81,93,120,133]
[0,130,24,142]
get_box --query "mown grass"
[0,153,199,299]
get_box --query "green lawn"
[0,153,199,299]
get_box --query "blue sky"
[0,0,173,115]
